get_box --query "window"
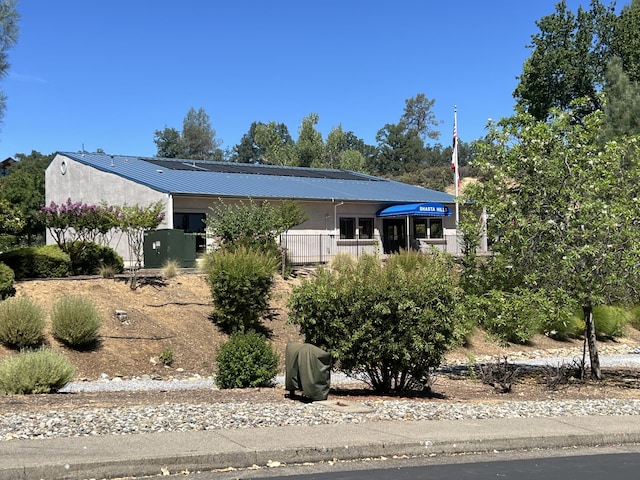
[430,219,443,239]
[413,218,443,239]
[414,220,428,239]
[339,217,356,239]
[358,217,374,239]
[173,213,206,233]
[340,217,375,240]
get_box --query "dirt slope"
[1,273,303,380]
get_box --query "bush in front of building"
[51,295,103,348]
[0,297,46,349]
[467,288,556,345]
[206,247,278,333]
[0,245,72,280]
[0,262,15,300]
[215,331,279,389]
[592,305,630,339]
[0,348,75,394]
[68,241,124,276]
[288,251,461,394]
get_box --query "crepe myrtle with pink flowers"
[38,200,165,282]
[38,198,121,250]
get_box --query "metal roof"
[59,152,455,204]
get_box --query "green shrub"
[537,290,582,340]
[207,247,278,333]
[215,331,279,389]
[593,305,629,339]
[329,252,357,274]
[478,288,549,344]
[0,262,15,300]
[69,241,124,276]
[0,348,75,394]
[159,348,174,366]
[51,295,103,348]
[385,248,447,272]
[629,306,640,331]
[288,252,460,393]
[545,312,584,340]
[0,297,46,349]
[0,245,72,280]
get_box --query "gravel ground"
[3,396,640,441]
[2,347,640,442]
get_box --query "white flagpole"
[452,106,460,227]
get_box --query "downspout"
[333,200,344,232]
[333,200,344,262]
[165,194,174,229]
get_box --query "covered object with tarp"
[285,343,332,401]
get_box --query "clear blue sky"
[0,0,623,160]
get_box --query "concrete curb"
[3,416,640,480]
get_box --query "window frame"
[413,218,443,239]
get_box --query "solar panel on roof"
[143,158,380,181]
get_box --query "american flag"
[451,108,459,188]
[451,121,457,170]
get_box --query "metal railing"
[279,233,460,265]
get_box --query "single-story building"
[45,152,466,266]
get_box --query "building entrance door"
[382,218,406,254]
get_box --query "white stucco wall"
[45,154,170,264]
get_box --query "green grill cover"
[285,343,331,401]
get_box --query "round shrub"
[629,306,640,331]
[0,297,46,349]
[289,252,460,393]
[69,241,124,276]
[51,295,103,348]
[0,245,72,280]
[0,262,15,300]
[215,332,279,389]
[0,348,75,394]
[207,247,278,333]
[593,305,629,339]
[478,288,551,345]
[537,290,583,340]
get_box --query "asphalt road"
[151,445,640,480]
[275,453,640,479]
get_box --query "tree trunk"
[584,305,602,380]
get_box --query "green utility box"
[143,229,197,268]
[285,343,331,401]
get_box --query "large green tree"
[318,125,368,172]
[400,93,441,142]
[153,107,224,160]
[0,0,18,125]
[612,0,640,83]
[295,113,324,168]
[153,127,183,158]
[467,104,640,379]
[254,121,297,166]
[373,122,425,175]
[0,151,53,245]
[601,57,640,139]
[231,121,267,163]
[513,0,617,121]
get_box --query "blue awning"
[377,202,452,218]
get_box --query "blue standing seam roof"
[58,152,455,205]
